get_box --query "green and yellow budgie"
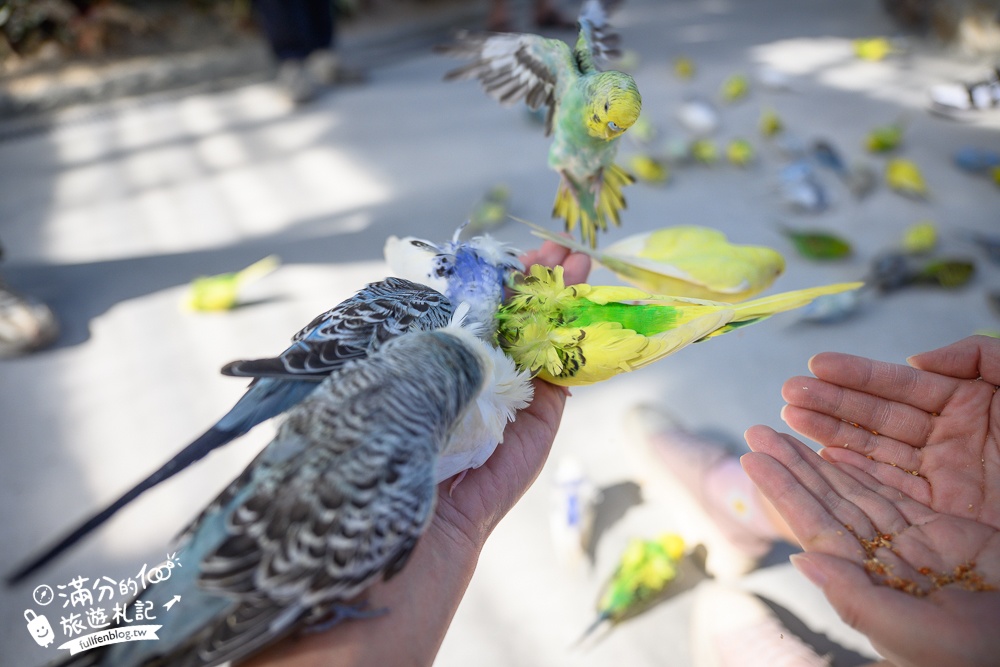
[522,220,785,301]
[185,255,280,312]
[497,264,862,386]
[579,534,686,642]
[436,0,642,248]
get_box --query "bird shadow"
[586,480,645,566]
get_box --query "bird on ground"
[184,255,281,312]
[578,534,686,642]
[436,0,642,248]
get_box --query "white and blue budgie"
[50,314,532,667]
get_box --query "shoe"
[929,67,1000,115]
[276,60,319,105]
[691,581,831,667]
[624,404,773,578]
[307,49,367,86]
[0,283,58,358]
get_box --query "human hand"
[246,241,591,667]
[741,336,1000,667]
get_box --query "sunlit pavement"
[2,1,998,665]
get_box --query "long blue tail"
[6,427,237,584]
[6,378,317,585]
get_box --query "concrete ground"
[1,0,998,665]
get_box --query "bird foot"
[448,470,469,496]
[304,600,387,633]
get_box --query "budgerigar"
[579,534,686,642]
[436,0,642,248]
[10,228,528,583]
[184,255,281,312]
[49,318,531,667]
[523,220,785,301]
[498,264,863,386]
[9,277,456,584]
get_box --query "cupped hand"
[741,336,1000,667]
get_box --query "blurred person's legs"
[253,0,364,104]
[626,404,797,578]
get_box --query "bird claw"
[304,600,387,633]
[448,469,469,496]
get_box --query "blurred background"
[1,0,998,665]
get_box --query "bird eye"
[604,101,610,112]
[608,121,621,132]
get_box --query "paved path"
[1,1,998,665]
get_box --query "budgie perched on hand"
[436,0,642,248]
[9,230,530,583]
[498,264,863,386]
[49,317,531,667]
[522,220,785,301]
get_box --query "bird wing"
[164,328,490,666]
[222,277,453,378]
[576,0,624,68]
[436,32,578,136]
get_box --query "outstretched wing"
[436,31,578,136]
[222,277,453,379]
[576,0,624,68]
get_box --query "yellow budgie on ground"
[185,255,280,312]
[498,264,862,386]
[436,0,641,248]
[522,220,785,301]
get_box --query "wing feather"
[436,32,577,136]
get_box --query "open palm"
[743,336,1000,667]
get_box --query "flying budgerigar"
[497,264,863,386]
[522,220,786,301]
[48,317,532,667]
[436,0,642,248]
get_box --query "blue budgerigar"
[9,277,455,584]
[50,317,532,667]
[9,232,526,583]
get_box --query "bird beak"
[606,120,623,138]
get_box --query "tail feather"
[6,427,238,585]
[552,164,633,248]
[701,281,863,340]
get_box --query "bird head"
[586,73,642,141]
[384,227,524,333]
